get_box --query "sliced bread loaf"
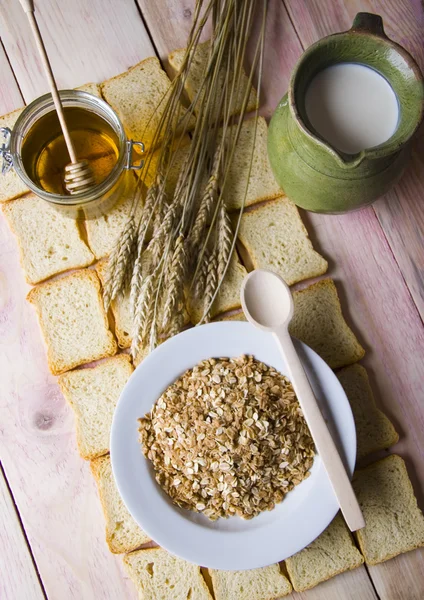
[353,454,424,565]
[337,364,398,460]
[90,453,150,552]
[220,117,283,210]
[58,354,132,459]
[101,57,195,152]
[3,193,94,284]
[27,269,117,374]
[210,564,292,600]
[0,107,29,202]
[236,198,328,285]
[187,251,247,324]
[123,547,213,600]
[290,279,365,368]
[168,40,258,118]
[285,513,364,592]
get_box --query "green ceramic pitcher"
[268,13,424,213]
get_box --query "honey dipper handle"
[19,0,77,164]
[273,327,366,532]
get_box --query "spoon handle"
[274,329,365,531]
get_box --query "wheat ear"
[193,247,209,299]
[203,246,218,323]
[103,216,136,310]
[129,179,164,316]
[162,234,187,331]
[217,203,233,281]
[131,273,155,359]
[189,149,221,252]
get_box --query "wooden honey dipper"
[19,0,95,194]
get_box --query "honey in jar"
[21,106,120,195]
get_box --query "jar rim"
[10,90,127,205]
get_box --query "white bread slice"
[236,198,328,286]
[58,354,132,459]
[84,172,140,260]
[210,564,292,600]
[90,453,150,552]
[2,193,94,284]
[285,513,364,592]
[0,107,29,202]
[101,57,195,152]
[77,82,102,97]
[337,364,398,460]
[168,40,258,118]
[187,251,247,324]
[219,117,283,211]
[290,279,365,368]
[353,455,424,565]
[27,269,117,375]
[123,547,213,600]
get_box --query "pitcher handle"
[351,12,387,39]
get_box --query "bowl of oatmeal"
[111,321,356,570]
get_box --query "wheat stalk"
[105,0,267,350]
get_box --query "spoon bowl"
[241,269,293,330]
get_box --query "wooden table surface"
[0,1,423,599]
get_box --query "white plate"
[111,322,356,570]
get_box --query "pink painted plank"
[283,0,424,319]
[0,0,155,103]
[0,197,137,600]
[285,567,377,600]
[0,466,45,600]
[136,0,212,63]
[283,2,424,596]
[0,1,157,597]
[0,44,24,112]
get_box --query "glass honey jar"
[1,90,144,218]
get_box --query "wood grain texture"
[0,466,45,600]
[368,550,424,600]
[283,2,424,596]
[136,0,212,64]
[0,43,24,111]
[283,0,424,319]
[0,215,137,600]
[0,1,423,599]
[0,0,155,103]
[0,1,155,597]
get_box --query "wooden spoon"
[240,269,365,532]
